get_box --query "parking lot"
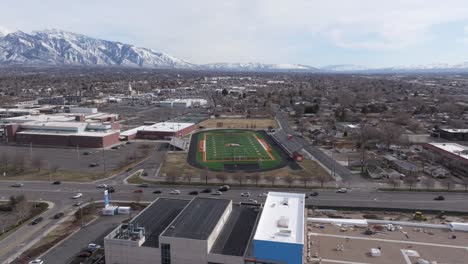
[0,142,157,182]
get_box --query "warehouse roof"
[428,143,468,160]
[441,128,468,133]
[162,197,231,240]
[139,122,195,132]
[131,198,189,248]
[254,192,305,244]
[210,205,259,256]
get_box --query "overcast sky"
[2,0,468,67]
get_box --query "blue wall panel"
[253,240,302,264]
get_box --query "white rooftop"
[429,143,468,160]
[4,114,76,123]
[139,122,194,132]
[441,128,468,133]
[254,192,305,245]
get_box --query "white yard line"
[309,233,468,250]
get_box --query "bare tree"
[232,174,243,186]
[0,153,8,171]
[252,173,262,187]
[13,154,25,173]
[165,172,177,184]
[299,175,310,189]
[404,175,418,191]
[421,177,435,191]
[316,173,329,188]
[443,179,452,191]
[184,173,193,185]
[264,175,276,187]
[461,177,468,192]
[216,174,227,185]
[31,156,44,172]
[388,177,401,190]
[14,195,30,225]
[379,123,403,150]
[50,164,60,174]
[284,175,295,188]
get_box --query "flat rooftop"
[139,122,194,132]
[4,114,76,123]
[428,143,468,160]
[441,128,468,133]
[162,197,231,240]
[309,223,468,264]
[211,205,259,256]
[131,198,189,248]
[254,192,305,245]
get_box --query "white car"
[88,243,101,249]
[248,199,259,204]
[240,192,251,197]
[28,260,43,264]
[211,191,222,196]
[258,193,267,197]
[72,193,83,199]
[170,190,181,195]
[336,188,348,193]
[97,184,107,188]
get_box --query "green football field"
[195,129,283,170]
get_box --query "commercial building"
[251,192,305,264]
[121,122,196,141]
[104,192,305,264]
[5,121,120,148]
[423,143,468,176]
[433,128,468,141]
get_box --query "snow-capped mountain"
[203,62,319,71]
[0,29,194,68]
[321,64,370,72]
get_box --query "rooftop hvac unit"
[277,229,292,237]
[281,198,289,206]
[277,216,290,228]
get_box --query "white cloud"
[1,0,468,63]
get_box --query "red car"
[134,189,143,193]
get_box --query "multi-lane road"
[1,180,468,262]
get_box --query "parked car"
[97,184,107,188]
[212,191,222,196]
[88,243,101,249]
[170,190,181,195]
[434,195,445,201]
[153,190,162,194]
[134,189,143,193]
[248,199,259,203]
[89,163,99,167]
[74,201,83,207]
[336,188,348,193]
[83,151,90,155]
[106,186,115,193]
[28,260,43,264]
[310,192,319,197]
[258,193,267,197]
[139,183,149,187]
[52,181,61,185]
[201,188,212,193]
[72,193,83,199]
[31,217,43,225]
[189,191,199,195]
[53,212,64,219]
[11,183,24,187]
[241,192,251,197]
